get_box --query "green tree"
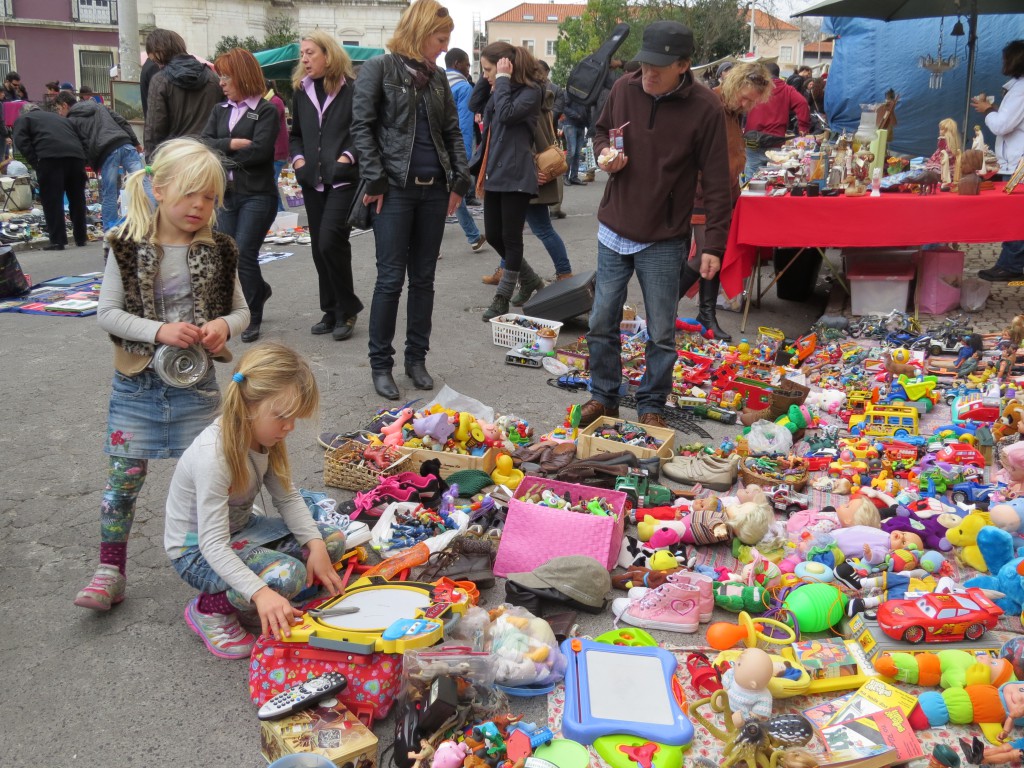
[213,15,298,59]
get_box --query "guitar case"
[523,270,596,322]
[565,23,630,107]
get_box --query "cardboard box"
[577,415,675,463]
[398,446,497,479]
[260,699,378,767]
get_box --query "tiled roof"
[804,41,834,54]
[489,3,587,24]
[744,8,800,31]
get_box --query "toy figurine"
[721,647,777,726]
[491,453,524,490]
[409,740,436,768]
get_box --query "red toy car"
[876,588,1003,644]
[935,443,986,469]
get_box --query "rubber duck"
[490,453,524,490]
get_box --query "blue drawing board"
[559,638,693,746]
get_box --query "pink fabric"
[197,591,236,615]
[269,92,289,161]
[225,96,261,132]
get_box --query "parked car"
[876,588,1003,644]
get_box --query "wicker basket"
[740,456,809,491]
[323,440,412,491]
[769,378,811,420]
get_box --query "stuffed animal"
[882,509,954,552]
[432,741,471,768]
[805,388,846,415]
[993,401,1024,442]
[964,526,1024,618]
[990,498,1024,541]
[947,510,995,572]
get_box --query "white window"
[547,15,558,21]
[80,49,114,98]
[74,0,117,24]
[546,40,556,56]
[0,44,10,81]
[523,14,534,20]
[522,39,534,53]
[780,45,794,62]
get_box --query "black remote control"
[257,672,348,721]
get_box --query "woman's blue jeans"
[525,204,571,276]
[368,183,448,370]
[587,238,684,415]
[100,144,144,230]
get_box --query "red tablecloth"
[719,183,1024,298]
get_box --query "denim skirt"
[105,368,220,459]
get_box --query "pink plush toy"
[432,741,470,768]
[648,526,681,549]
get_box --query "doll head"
[1004,683,1024,721]
[1003,441,1024,482]
[726,497,774,545]
[888,530,923,551]
[837,497,881,528]
[990,498,1024,535]
[692,495,722,513]
[731,647,775,693]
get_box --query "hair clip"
[232,372,245,383]
[144,165,154,176]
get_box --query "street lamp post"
[748,3,756,56]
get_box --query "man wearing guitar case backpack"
[578,21,733,430]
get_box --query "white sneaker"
[184,597,256,659]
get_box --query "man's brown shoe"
[482,267,503,285]
[638,413,668,429]
[579,399,619,428]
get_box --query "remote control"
[257,672,348,721]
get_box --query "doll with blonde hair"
[835,497,882,528]
[681,485,772,545]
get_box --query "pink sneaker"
[627,571,714,622]
[618,582,700,633]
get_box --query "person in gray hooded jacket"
[57,91,143,230]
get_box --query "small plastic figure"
[959,682,1024,764]
[721,647,776,726]
[409,739,436,768]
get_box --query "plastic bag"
[959,277,991,312]
[426,385,494,423]
[489,605,566,688]
[745,420,793,456]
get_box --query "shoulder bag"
[534,108,568,178]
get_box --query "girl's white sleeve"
[194,446,268,601]
[987,86,1024,137]
[97,248,163,342]
[221,274,251,340]
[266,470,322,546]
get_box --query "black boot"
[371,369,400,400]
[697,274,732,342]
[678,264,701,301]
[404,362,434,391]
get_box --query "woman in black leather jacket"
[352,0,470,401]
[290,31,363,343]
[470,43,544,321]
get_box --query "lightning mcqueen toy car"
[876,588,1003,644]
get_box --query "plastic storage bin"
[846,261,916,316]
[489,313,563,348]
[917,247,963,315]
[493,476,628,576]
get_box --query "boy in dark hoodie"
[143,29,222,157]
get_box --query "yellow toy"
[491,453,524,490]
[706,612,812,699]
[946,510,994,572]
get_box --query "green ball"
[783,583,848,632]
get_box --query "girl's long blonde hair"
[292,31,354,95]
[719,62,772,114]
[387,0,454,62]
[116,138,226,243]
[221,343,319,494]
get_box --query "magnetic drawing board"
[559,639,693,746]
[318,586,432,630]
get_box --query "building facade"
[485,2,585,68]
[0,0,119,102]
[135,0,407,61]
[746,9,802,74]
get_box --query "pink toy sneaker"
[616,582,700,633]
[626,571,714,622]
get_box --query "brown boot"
[482,267,503,285]
[556,273,574,280]
[579,399,619,428]
[638,413,668,428]
[419,537,496,588]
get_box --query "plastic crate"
[847,261,916,316]
[489,313,563,348]
[493,476,628,576]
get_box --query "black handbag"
[0,245,29,298]
[346,178,371,230]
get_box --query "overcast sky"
[441,0,815,59]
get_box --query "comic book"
[802,692,856,731]
[825,678,919,725]
[821,707,924,764]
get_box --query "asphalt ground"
[2,177,833,767]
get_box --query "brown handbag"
[534,107,568,178]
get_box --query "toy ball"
[1000,637,1024,680]
[782,583,847,633]
[918,550,945,573]
[890,348,911,364]
[794,560,834,584]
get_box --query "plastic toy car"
[952,393,1002,426]
[828,459,869,478]
[950,481,1007,508]
[838,438,880,460]
[876,587,1003,644]
[804,448,838,472]
[935,443,985,468]
[768,484,811,517]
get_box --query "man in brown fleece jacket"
[577,20,733,429]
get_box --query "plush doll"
[993,401,1024,442]
[882,510,955,552]
[432,741,471,768]
[833,525,924,566]
[997,442,1024,499]
[990,499,1024,542]
[948,511,996,572]
[964,526,1024,619]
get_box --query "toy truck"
[614,469,674,509]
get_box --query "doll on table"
[960,682,1024,765]
[927,118,962,185]
[997,316,1024,382]
[955,335,986,377]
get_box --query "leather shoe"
[579,399,618,428]
[333,316,357,341]
[372,369,400,400]
[978,266,1024,282]
[662,454,739,492]
[638,412,668,429]
[240,323,261,343]
[405,362,434,390]
[311,315,335,335]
